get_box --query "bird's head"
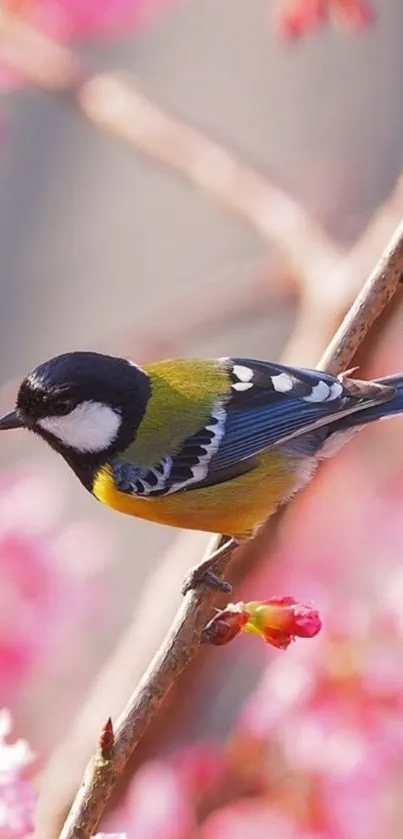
[0,351,150,482]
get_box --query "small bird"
[0,351,402,591]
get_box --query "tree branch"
[56,219,403,838]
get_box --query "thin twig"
[57,220,403,838]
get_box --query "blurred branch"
[4,11,403,366]
[282,173,403,365]
[76,74,340,284]
[0,11,340,286]
[55,219,403,839]
[319,211,403,371]
[115,254,299,361]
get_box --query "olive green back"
[124,358,229,467]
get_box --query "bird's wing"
[112,358,394,497]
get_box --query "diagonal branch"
[56,220,403,839]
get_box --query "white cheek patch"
[38,401,122,453]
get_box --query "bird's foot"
[181,538,238,596]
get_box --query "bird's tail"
[334,372,403,431]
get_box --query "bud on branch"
[202,596,322,649]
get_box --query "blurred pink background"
[2,1,403,837]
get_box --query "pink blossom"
[173,742,227,801]
[321,774,390,839]
[0,463,109,709]
[271,0,374,39]
[0,0,179,90]
[101,761,194,839]
[244,597,321,648]
[203,597,321,650]
[0,709,36,839]
[4,0,176,42]
[201,801,300,839]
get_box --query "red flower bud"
[202,597,321,649]
[244,597,322,649]
[202,605,249,646]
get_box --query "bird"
[0,350,403,591]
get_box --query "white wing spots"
[303,380,331,403]
[233,365,254,382]
[134,457,173,495]
[271,372,294,393]
[328,381,344,400]
[38,401,121,453]
[231,364,254,392]
[232,381,254,392]
[166,404,227,493]
[122,404,228,498]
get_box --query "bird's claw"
[181,568,232,596]
[181,537,237,596]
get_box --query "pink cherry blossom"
[0,0,180,90]
[0,462,109,711]
[201,801,300,839]
[101,761,194,839]
[0,709,36,839]
[4,0,177,42]
[203,597,321,649]
[271,0,373,39]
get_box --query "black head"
[0,352,151,487]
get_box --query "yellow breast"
[92,451,300,539]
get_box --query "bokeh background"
[2,1,403,837]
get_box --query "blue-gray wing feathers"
[112,358,395,497]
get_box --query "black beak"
[0,410,25,430]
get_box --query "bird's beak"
[0,410,25,430]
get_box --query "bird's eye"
[52,397,74,416]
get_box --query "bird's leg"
[181,537,238,595]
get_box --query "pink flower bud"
[202,597,321,649]
[244,597,322,649]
